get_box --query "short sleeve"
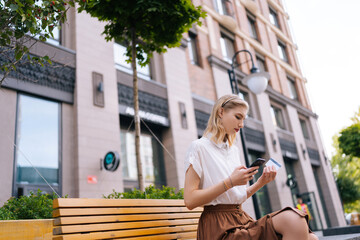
[184,141,203,178]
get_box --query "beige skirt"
[197,204,311,240]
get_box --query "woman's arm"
[184,165,259,210]
[246,165,277,199]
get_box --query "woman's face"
[219,105,247,135]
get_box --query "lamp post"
[227,50,270,219]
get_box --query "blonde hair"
[204,94,249,147]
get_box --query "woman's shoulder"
[188,137,210,150]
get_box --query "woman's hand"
[257,165,277,186]
[230,165,259,186]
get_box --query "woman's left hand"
[257,165,277,186]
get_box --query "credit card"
[265,158,281,170]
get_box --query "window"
[270,105,285,129]
[35,0,61,45]
[284,158,299,195]
[220,32,235,64]
[248,151,272,217]
[277,40,288,62]
[287,76,299,101]
[120,129,166,186]
[238,90,252,117]
[299,119,310,139]
[247,12,259,41]
[114,43,151,80]
[256,54,267,72]
[14,94,61,194]
[214,0,233,16]
[269,7,280,29]
[188,32,200,65]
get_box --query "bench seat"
[52,198,203,240]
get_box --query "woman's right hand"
[230,165,259,186]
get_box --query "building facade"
[0,0,346,229]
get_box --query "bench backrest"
[52,198,203,240]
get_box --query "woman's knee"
[309,233,319,240]
[272,210,308,234]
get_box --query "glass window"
[15,94,60,186]
[120,129,166,186]
[248,151,272,217]
[247,15,259,40]
[188,32,200,65]
[35,0,60,46]
[220,33,235,64]
[114,43,151,80]
[256,55,267,72]
[277,40,288,62]
[270,105,285,129]
[214,0,233,16]
[238,90,252,117]
[269,7,280,28]
[300,119,310,139]
[287,77,299,101]
[284,158,299,195]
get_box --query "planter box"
[0,219,53,240]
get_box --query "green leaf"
[15,51,23,61]
[9,4,19,11]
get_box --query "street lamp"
[227,49,271,219]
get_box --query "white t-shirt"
[184,135,247,206]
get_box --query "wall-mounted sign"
[102,151,120,172]
[87,175,98,184]
[119,105,170,127]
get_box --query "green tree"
[76,0,206,191]
[0,0,74,85]
[331,132,360,213]
[338,107,360,158]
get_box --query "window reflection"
[114,43,151,80]
[15,94,60,185]
[120,129,166,185]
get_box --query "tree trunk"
[131,28,145,191]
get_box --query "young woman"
[184,94,318,240]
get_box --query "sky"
[283,0,360,158]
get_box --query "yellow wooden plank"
[54,225,197,240]
[0,219,53,240]
[113,231,197,239]
[53,206,203,218]
[53,198,186,208]
[54,219,198,235]
[54,212,201,226]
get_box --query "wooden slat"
[54,212,201,226]
[53,206,203,218]
[53,225,197,240]
[113,231,197,239]
[54,219,198,235]
[53,198,186,208]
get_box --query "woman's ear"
[218,108,224,118]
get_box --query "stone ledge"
[323,226,360,236]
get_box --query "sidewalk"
[314,231,360,240]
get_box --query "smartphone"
[249,158,266,168]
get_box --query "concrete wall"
[0,89,17,205]
[309,117,346,227]
[61,103,77,197]
[162,46,198,189]
[74,11,122,198]
[287,105,327,227]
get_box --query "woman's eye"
[236,116,241,120]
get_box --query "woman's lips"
[235,128,239,132]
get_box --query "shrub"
[0,189,58,220]
[104,185,184,199]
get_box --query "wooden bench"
[52,198,203,240]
